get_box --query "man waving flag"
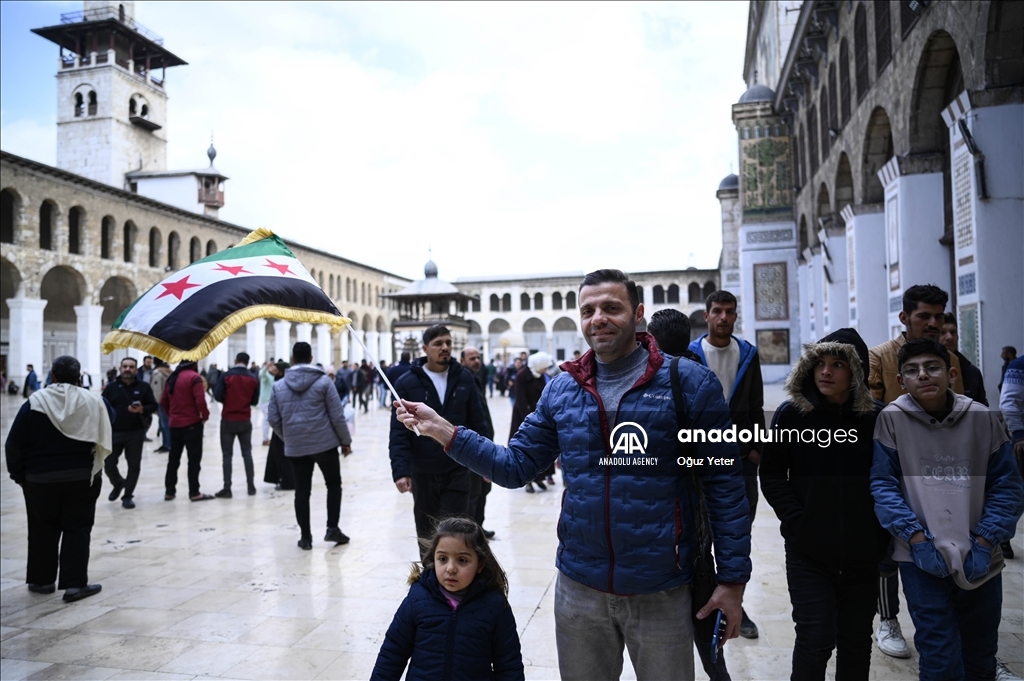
[102,228,350,362]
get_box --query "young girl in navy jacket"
[371,517,524,681]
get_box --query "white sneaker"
[996,659,1023,681]
[876,618,912,658]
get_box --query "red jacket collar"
[561,332,664,391]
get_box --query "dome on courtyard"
[718,173,739,190]
[738,84,775,104]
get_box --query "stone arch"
[71,82,97,117]
[377,316,387,333]
[552,291,563,309]
[189,236,202,263]
[636,286,644,304]
[689,310,708,341]
[1,187,22,243]
[99,276,137,326]
[148,227,161,267]
[501,293,512,312]
[329,274,335,298]
[1,257,23,320]
[467,320,482,334]
[553,317,576,332]
[123,220,137,263]
[909,30,963,232]
[817,183,832,229]
[985,1,1024,89]
[167,231,181,269]
[523,317,546,333]
[520,292,531,310]
[565,291,576,309]
[688,282,702,303]
[839,38,851,125]
[101,215,115,259]
[362,314,372,332]
[835,153,855,225]
[820,84,831,160]
[320,272,326,291]
[703,281,716,300]
[488,318,510,334]
[489,293,500,311]
[68,206,84,254]
[667,284,680,304]
[39,199,57,251]
[653,285,665,304]
[862,106,893,204]
[41,265,88,322]
[534,292,543,310]
[206,239,217,256]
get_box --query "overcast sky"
[1,1,748,282]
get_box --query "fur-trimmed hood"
[785,338,876,415]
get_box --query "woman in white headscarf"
[510,351,555,492]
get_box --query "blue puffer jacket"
[267,363,351,457]
[370,569,524,681]
[448,333,752,594]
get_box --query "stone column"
[378,332,393,364]
[73,304,104,381]
[316,324,332,367]
[296,323,312,346]
[339,329,350,364]
[208,339,230,375]
[7,298,47,390]
[840,205,887,347]
[274,320,291,363]
[546,332,554,355]
[365,331,380,363]
[481,334,490,362]
[351,330,366,364]
[246,320,267,364]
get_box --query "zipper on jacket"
[674,497,683,570]
[444,607,457,681]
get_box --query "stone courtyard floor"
[1,383,1021,680]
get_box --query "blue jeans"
[157,405,171,450]
[554,572,694,681]
[899,562,1001,681]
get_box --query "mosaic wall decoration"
[756,329,790,365]
[959,303,979,366]
[741,134,793,219]
[889,296,902,313]
[747,229,794,244]
[886,195,900,291]
[954,151,974,251]
[958,271,976,297]
[753,262,789,320]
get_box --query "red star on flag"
[213,263,252,276]
[156,275,202,300]
[263,259,295,276]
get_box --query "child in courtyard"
[871,338,1023,681]
[370,517,524,681]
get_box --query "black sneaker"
[247,484,257,496]
[739,609,759,639]
[483,529,496,539]
[108,483,124,502]
[324,527,350,545]
[214,489,232,499]
[298,536,313,550]
[122,497,136,509]
[154,447,169,453]
[535,480,547,491]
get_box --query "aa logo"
[609,422,648,455]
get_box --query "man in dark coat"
[101,356,158,509]
[5,355,113,602]
[389,326,491,551]
[460,346,495,537]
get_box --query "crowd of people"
[4,269,1023,681]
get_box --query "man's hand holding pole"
[395,399,455,446]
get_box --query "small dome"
[718,174,739,190]
[424,259,438,278]
[207,143,217,165]
[738,84,775,104]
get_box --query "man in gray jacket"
[268,342,352,550]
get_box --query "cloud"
[4,2,749,281]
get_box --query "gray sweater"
[268,364,351,457]
[596,343,649,424]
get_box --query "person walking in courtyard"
[149,359,172,453]
[102,357,158,509]
[23,364,39,399]
[871,338,1023,681]
[268,342,352,550]
[460,346,496,537]
[394,270,751,681]
[867,284,965,659]
[5,355,112,602]
[510,351,553,493]
[161,360,212,501]
[689,289,764,640]
[760,329,891,680]
[213,352,260,498]
[258,360,277,446]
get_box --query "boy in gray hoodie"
[871,338,1023,681]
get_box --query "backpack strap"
[670,357,712,547]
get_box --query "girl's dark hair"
[410,516,509,600]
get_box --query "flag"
[101,228,350,362]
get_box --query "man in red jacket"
[160,361,212,501]
[213,352,260,498]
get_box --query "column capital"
[6,298,48,312]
